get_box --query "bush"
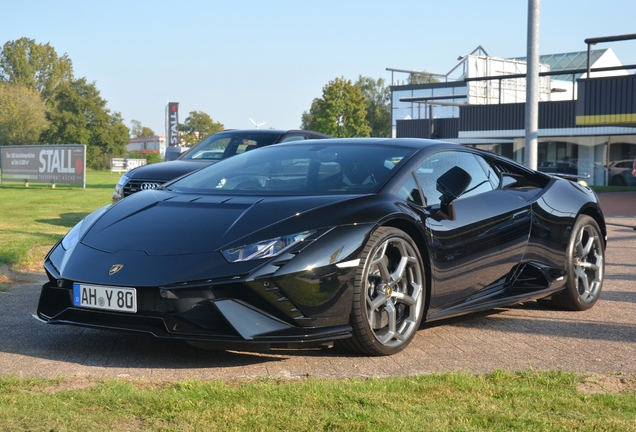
[144,153,163,164]
[128,151,162,164]
[89,154,111,171]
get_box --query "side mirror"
[435,166,472,220]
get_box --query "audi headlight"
[113,173,130,201]
[61,220,84,250]
[221,231,315,263]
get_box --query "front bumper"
[35,283,352,347]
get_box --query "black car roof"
[214,129,331,137]
[273,137,457,150]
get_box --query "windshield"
[170,142,415,195]
[178,131,283,161]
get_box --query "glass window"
[475,154,501,189]
[414,151,493,207]
[280,134,306,143]
[180,132,281,160]
[172,143,415,195]
[394,174,424,206]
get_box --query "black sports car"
[36,138,606,356]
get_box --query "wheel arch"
[578,205,607,249]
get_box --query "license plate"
[73,283,137,313]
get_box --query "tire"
[611,175,626,186]
[550,215,605,311]
[340,227,426,356]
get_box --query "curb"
[0,264,46,283]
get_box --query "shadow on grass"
[86,184,118,190]
[37,212,90,229]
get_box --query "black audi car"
[37,138,606,356]
[113,129,330,202]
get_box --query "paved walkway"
[0,194,634,380]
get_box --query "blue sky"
[3,0,635,136]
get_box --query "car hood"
[81,190,365,256]
[126,160,212,182]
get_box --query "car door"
[413,150,532,314]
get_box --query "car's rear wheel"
[541,215,604,311]
[611,175,626,186]
[341,227,425,356]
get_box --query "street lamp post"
[524,0,540,171]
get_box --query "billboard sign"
[0,145,86,187]
[167,102,179,146]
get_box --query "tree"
[130,119,156,138]
[41,78,129,169]
[355,76,391,137]
[0,38,74,102]
[0,83,49,145]
[302,77,371,138]
[300,98,320,131]
[180,110,224,145]
[409,73,438,85]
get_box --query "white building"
[127,136,166,157]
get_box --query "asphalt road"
[1,194,635,380]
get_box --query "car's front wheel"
[341,227,425,356]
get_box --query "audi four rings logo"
[140,182,160,190]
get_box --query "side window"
[317,161,342,181]
[280,134,306,143]
[475,155,501,189]
[190,137,230,159]
[394,174,424,206]
[414,151,493,207]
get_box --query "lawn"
[0,170,119,269]
[0,372,635,431]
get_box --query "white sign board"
[1,145,86,187]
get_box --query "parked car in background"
[163,146,190,161]
[538,161,579,175]
[113,129,330,202]
[608,159,636,186]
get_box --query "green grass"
[0,371,634,431]
[0,171,119,269]
[591,185,636,193]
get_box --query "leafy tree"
[130,119,156,138]
[41,78,129,169]
[0,83,49,145]
[300,98,320,131]
[355,76,391,137]
[0,38,73,102]
[409,73,438,85]
[302,77,370,138]
[0,38,129,168]
[180,110,224,145]
[129,150,162,164]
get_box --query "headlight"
[61,220,83,250]
[113,173,130,201]
[221,230,315,263]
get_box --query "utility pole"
[524,0,540,170]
